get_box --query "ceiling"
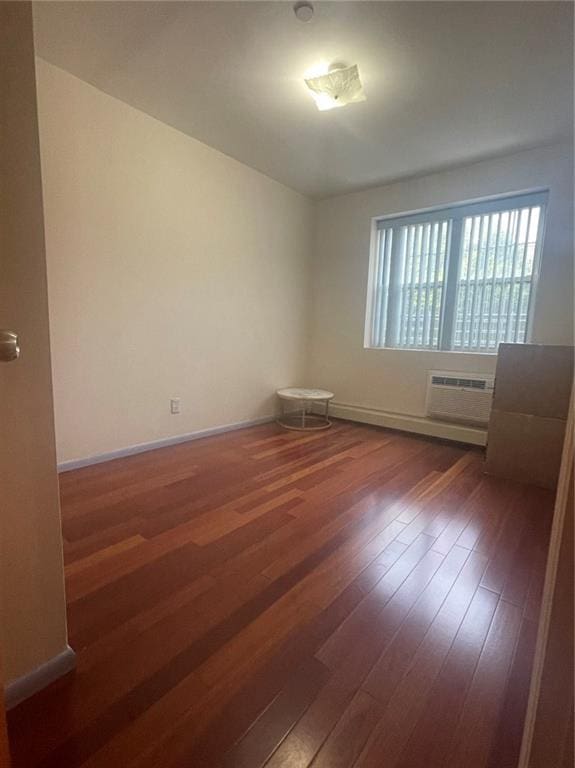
[33,1,574,199]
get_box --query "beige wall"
[0,4,68,683]
[308,143,574,419]
[36,60,315,465]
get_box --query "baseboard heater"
[426,370,495,427]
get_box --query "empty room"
[1,2,573,767]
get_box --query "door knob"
[0,330,20,362]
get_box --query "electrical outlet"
[170,398,181,415]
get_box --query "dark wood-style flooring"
[7,420,554,768]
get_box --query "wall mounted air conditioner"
[426,370,495,427]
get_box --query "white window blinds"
[367,192,547,352]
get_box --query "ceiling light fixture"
[293,2,314,23]
[304,63,366,111]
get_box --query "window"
[367,191,547,352]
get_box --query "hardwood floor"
[7,420,554,768]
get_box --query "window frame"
[365,189,549,354]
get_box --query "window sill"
[363,345,498,356]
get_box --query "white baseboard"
[57,415,276,472]
[5,645,76,709]
[57,403,485,473]
[327,402,487,446]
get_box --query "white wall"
[308,143,574,421]
[36,59,315,464]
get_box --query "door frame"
[518,388,574,766]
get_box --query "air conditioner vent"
[431,375,488,390]
[426,370,494,426]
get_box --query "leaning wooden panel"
[485,343,574,489]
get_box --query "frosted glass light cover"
[304,64,366,111]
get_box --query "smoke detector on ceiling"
[294,2,314,23]
[304,63,366,111]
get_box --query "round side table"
[276,388,334,431]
